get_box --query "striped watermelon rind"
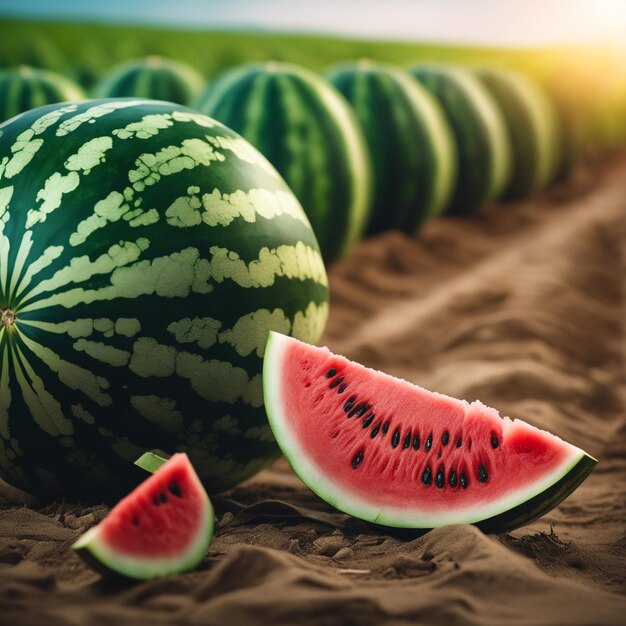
[93,56,205,105]
[326,60,457,233]
[194,61,372,264]
[0,98,329,500]
[411,64,512,214]
[0,66,85,123]
[477,68,560,199]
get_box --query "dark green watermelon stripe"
[239,71,271,149]
[289,68,371,258]
[111,68,142,99]
[482,72,538,197]
[278,72,346,257]
[447,69,510,201]
[376,71,420,230]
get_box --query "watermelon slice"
[73,454,214,579]
[263,332,597,532]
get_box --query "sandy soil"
[1,156,625,625]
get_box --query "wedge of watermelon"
[73,454,214,579]
[263,332,596,532]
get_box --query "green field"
[0,18,624,151]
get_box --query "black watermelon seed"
[169,482,182,497]
[422,466,432,485]
[329,376,343,389]
[343,396,356,412]
[442,431,449,446]
[131,516,139,527]
[478,464,489,482]
[436,467,445,488]
[370,424,380,438]
[325,368,337,378]
[491,433,499,449]
[152,495,161,506]
[412,435,420,450]
[448,469,458,487]
[425,434,433,452]
[456,437,462,448]
[362,413,375,428]
[352,451,364,469]
[403,433,412,450]
[382,421,390,434]
[391,428,401,448]
[338,383,348,393]
[354,404,369,417]
[348,403,363,417]
[460,472,468,489]
[159,492,168,504]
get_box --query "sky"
[0,0,624,46]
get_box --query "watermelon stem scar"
[1,308,15,328]
[263,332,597,532]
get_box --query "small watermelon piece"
[73,454,214,579]
[263,332,597,532]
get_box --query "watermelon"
[410,65,512,215]
[0,99,329,500]
[93,57,204,105]
[73,453,214,579]
[194,62,372,264]
[477,68,560,199]
[263,332,596,531]
[0,66,85,123]
[325,60,456,234]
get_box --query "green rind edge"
[134,451,171,474]
[475,453,597,533]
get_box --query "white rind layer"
[263,331,591,529]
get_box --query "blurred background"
[0,0,624,153]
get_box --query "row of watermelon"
[0,57,565,263]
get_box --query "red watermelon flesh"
[263,332,596,531]
[73,453,214,579]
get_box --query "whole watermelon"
[0,99,329,500]
[94,56,204,105]
[325,61,456,234]
[194,62,372,264]
[477,68,560,199]
[410,65,512,214]
[0,66,85,123]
